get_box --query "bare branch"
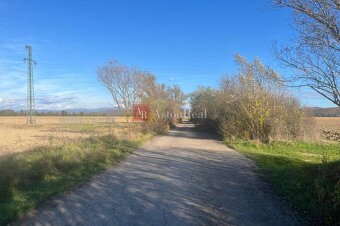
[273,0,340,106]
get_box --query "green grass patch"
[0,135,150,225]
[226,140,340,224]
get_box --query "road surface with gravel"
[16,123,298,226]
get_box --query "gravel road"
[15,123,298,226]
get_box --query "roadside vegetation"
[0,133,152,225]
[210,1,339,223]
[190,54,339,224]
[227,140,340,224]
[189,1,340,222]
[191,54,312,142]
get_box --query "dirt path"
[16,123,298,226]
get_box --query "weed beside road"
[226,140,340,225]
[0,134,152,225]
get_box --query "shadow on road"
[16,123,297,226]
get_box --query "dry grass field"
[0,116,137,156]
[314,117,340,129]
[313,117,340,141]
[0,116,148,225]
[0,116,338,156]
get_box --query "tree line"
[0,110,112,116]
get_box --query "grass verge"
[0,134,152,225]
[226,140,340,225]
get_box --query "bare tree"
[98,59,187,133]
[97,60,145,130]
[273,0,340,106]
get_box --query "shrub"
[140,76,186,134]
[191,54,312,142]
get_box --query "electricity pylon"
[24,45,37,125]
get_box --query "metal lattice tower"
[24,45,37,125]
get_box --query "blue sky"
[0,0,336,110]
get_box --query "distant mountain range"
[305,107,340,117]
